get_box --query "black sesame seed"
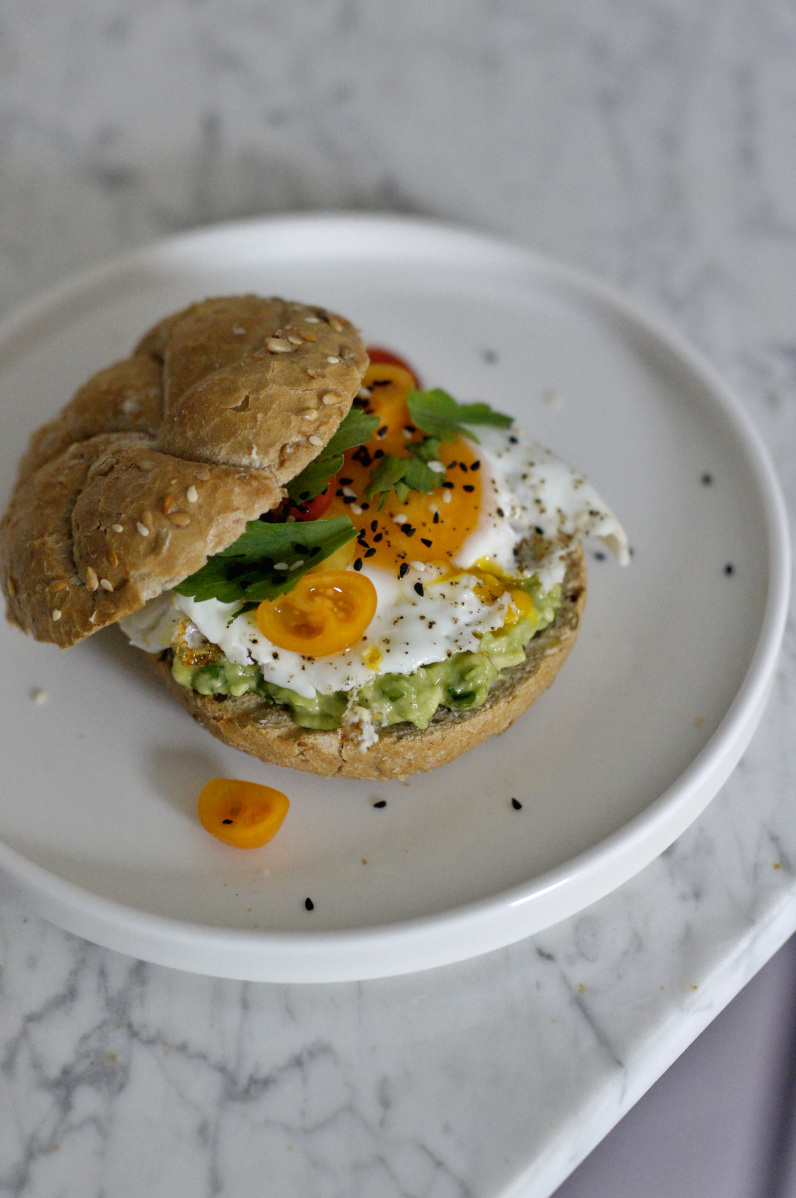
[724,562,735,575]
[511,798,523,811]
[471,460,481,471]
[373,532,383,542]
[701,473,713,486]
[373,799,387,808]
[339,477,353,486]
[414,582,425,597]
[463,484,475,493]
[509,435,518,444]
[354,558,363,571]
[364,547,377,558]
[421,537,433,547]
[222,818,234,824]
[594,550,606,561]
[371,520,378,532]
[459,462,469,472]
[497,507,505,518]
[305,897,315,911]
[482,348,498,363]
[403,525,416,537]
[442,481,455,490]
[399,562,409,578]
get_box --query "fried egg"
[122,361,628,700]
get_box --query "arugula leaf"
[287,408,379,504]
[364,438,441,506]
[175,515,357,604]
[407,388,513,443]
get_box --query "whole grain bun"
[0,296,369,647]
[151,546,586,780]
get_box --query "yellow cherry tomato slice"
[256,570,378,657]
[197,778,289,849]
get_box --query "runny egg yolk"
[325,362,483,573]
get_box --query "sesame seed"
[100,578,114,592]
[428,461,445,472]
[168,512,191,527]
[512,797,523,810]
[289,560,304,570]
[443,491,452,504]
[373,799,387,808]
[308,434,323,446]
[287,334,303,345]
[399,562,409,578]
[306,367,320,378]
[305,315,320,323]
[52,609,62,621]
[186,486,199,503]
[364,547,376,558]
[329,315,345,331]
[351,504,362,515]
[463,484,475,493]
[410,560,426,571]
[354,558,363,571]
[322,392,343,405]
[299,329,317,342]
[274,562,288,571]
[266,337,294,353]
[300,408,319,420]
[85,567,98,592]
[136,522,150,536]
[421,538,433,547]
[327,355,340,364]
[414,582,425,597]
[305,897,315,911]
[393,513,407,524]
[49,578,68,592]
[111,523,124,533]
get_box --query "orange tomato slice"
[197,778,290,849]
[256,570,377,657]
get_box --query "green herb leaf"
[174,515,358,604]
[287,408,379,504]
[407,388,513,443]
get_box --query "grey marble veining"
[0,2,795,1195]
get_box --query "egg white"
[121,425,628,698]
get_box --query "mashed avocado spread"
[171,581,561,732]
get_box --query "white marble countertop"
[1,3,794,1195]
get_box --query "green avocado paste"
[170,581,561,732]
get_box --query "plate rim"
[0,212,790,982]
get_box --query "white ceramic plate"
[0,215,789,982]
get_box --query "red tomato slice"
[366,347,421,387]
[290,475,337,521]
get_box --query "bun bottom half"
[151,547,586,780]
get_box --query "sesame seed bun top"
[0,295,369,647]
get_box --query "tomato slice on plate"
[197,778,290,849]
